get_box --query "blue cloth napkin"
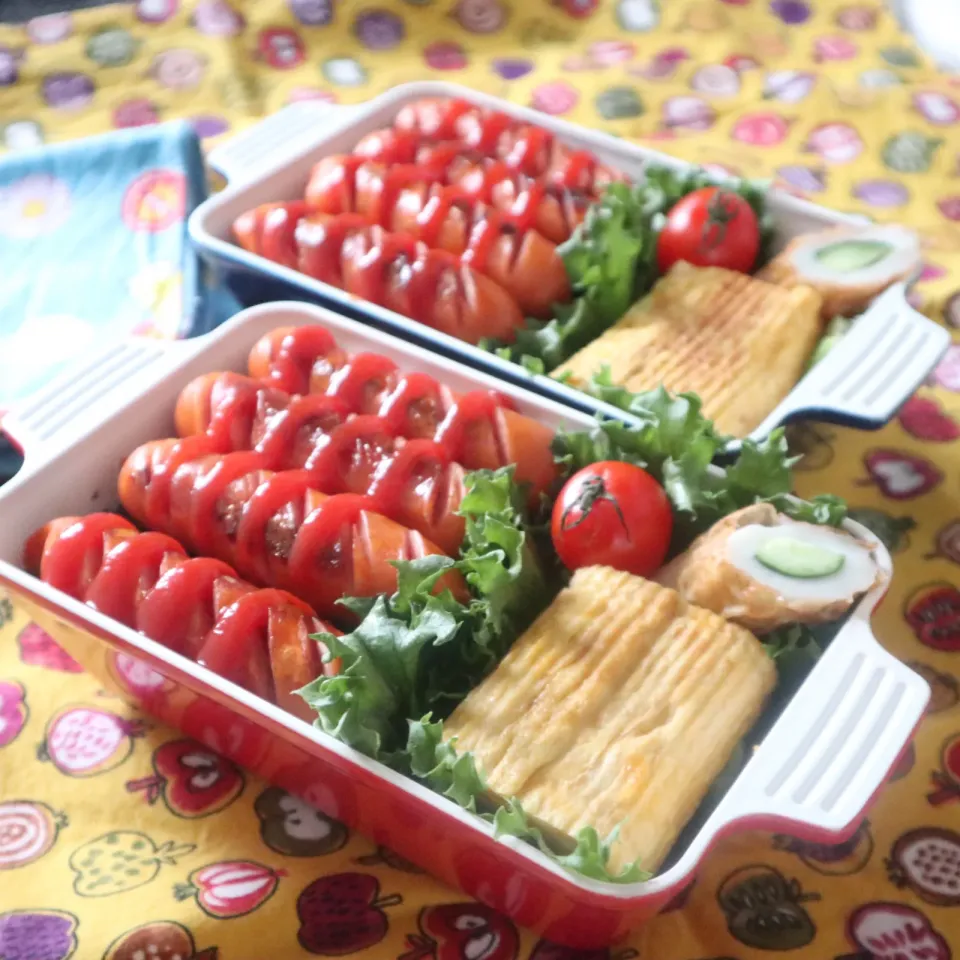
[0,121,240,480]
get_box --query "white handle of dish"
[2,339,187,469]
[208,101,366,186]
[750,283,950,439]
[710,615,929,835]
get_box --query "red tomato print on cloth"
[904,583,960,652]
[174,860,283,918]
[926,732,960,806]
[858,449,943,499]
[125,739,244,818]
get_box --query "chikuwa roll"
[759,224,922,320]
[666,504,884,633]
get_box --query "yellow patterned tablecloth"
[2,1,960,957]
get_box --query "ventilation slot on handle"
[208,102,360,185]
[712,618,929,835]
[4,341,171,464]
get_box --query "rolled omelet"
[554,262,822,438]
[444,565,775,874]
[666,503,885,633]
[758,224,921,320]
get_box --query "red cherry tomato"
[551,461,673,577]
[656,186,760,274]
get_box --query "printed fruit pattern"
[16,623,82,672]
[859,449,943,499]
[926,732,960,806]
[109,651,170,696]
[103,919,218,960]
[174,860,282,919]
[843,901,951,960]
[125,739,244,818]
[400,903,520,960]
[897,395,960,442]
[357,845,422,873]
[254,786,347,857]
[38,705,144,777]
[529,940,638,959]
[906,661,959,714]
[69,830,195,897]
[846,508,915,554]
[927,519,960,564]
[0,799,66,870]
[0,680,27,749]
[0,909,78,960]
[886,826,960,906]
[716,865,819,951]
[297,872,401,954]
[772,822,874,876]
[904,583,960,652]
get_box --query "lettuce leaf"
[299,558,467,758]
[405,717,650,883]
[483,166,774,373]
[299,466,546,759]
[553,374,846,550]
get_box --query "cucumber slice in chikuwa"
[781,224,921,290]
[727,520,877,603]
[814,239,892,273]
[755,536,845,578]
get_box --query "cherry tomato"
[551,461,673,577]
[656,186,760,274]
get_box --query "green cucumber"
[755,536,845,579]
[813,239,892,274]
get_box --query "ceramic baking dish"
[188,81,950,443]
[0,302,929,947]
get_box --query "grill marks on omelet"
[555,262,823,437]
[445,566,776,872]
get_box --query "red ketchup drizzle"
[187,451,267,558]
[304,415,398,494]
[268,325,338,395]
[433,391,501,465]
[326,352,400,413]
[286,493,377,611]
[197,589,301,700]
[255,394,350,469]
[85,532,186,626]
[557,150,597,191]
[377,373,446,437]
[37,514,136,599]
[234,469,313,583]
[368,438,450,519]
[502,125,553,177]
[135,557,238,657]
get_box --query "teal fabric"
[0,120,240,480]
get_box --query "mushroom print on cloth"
[3,1,960,957]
